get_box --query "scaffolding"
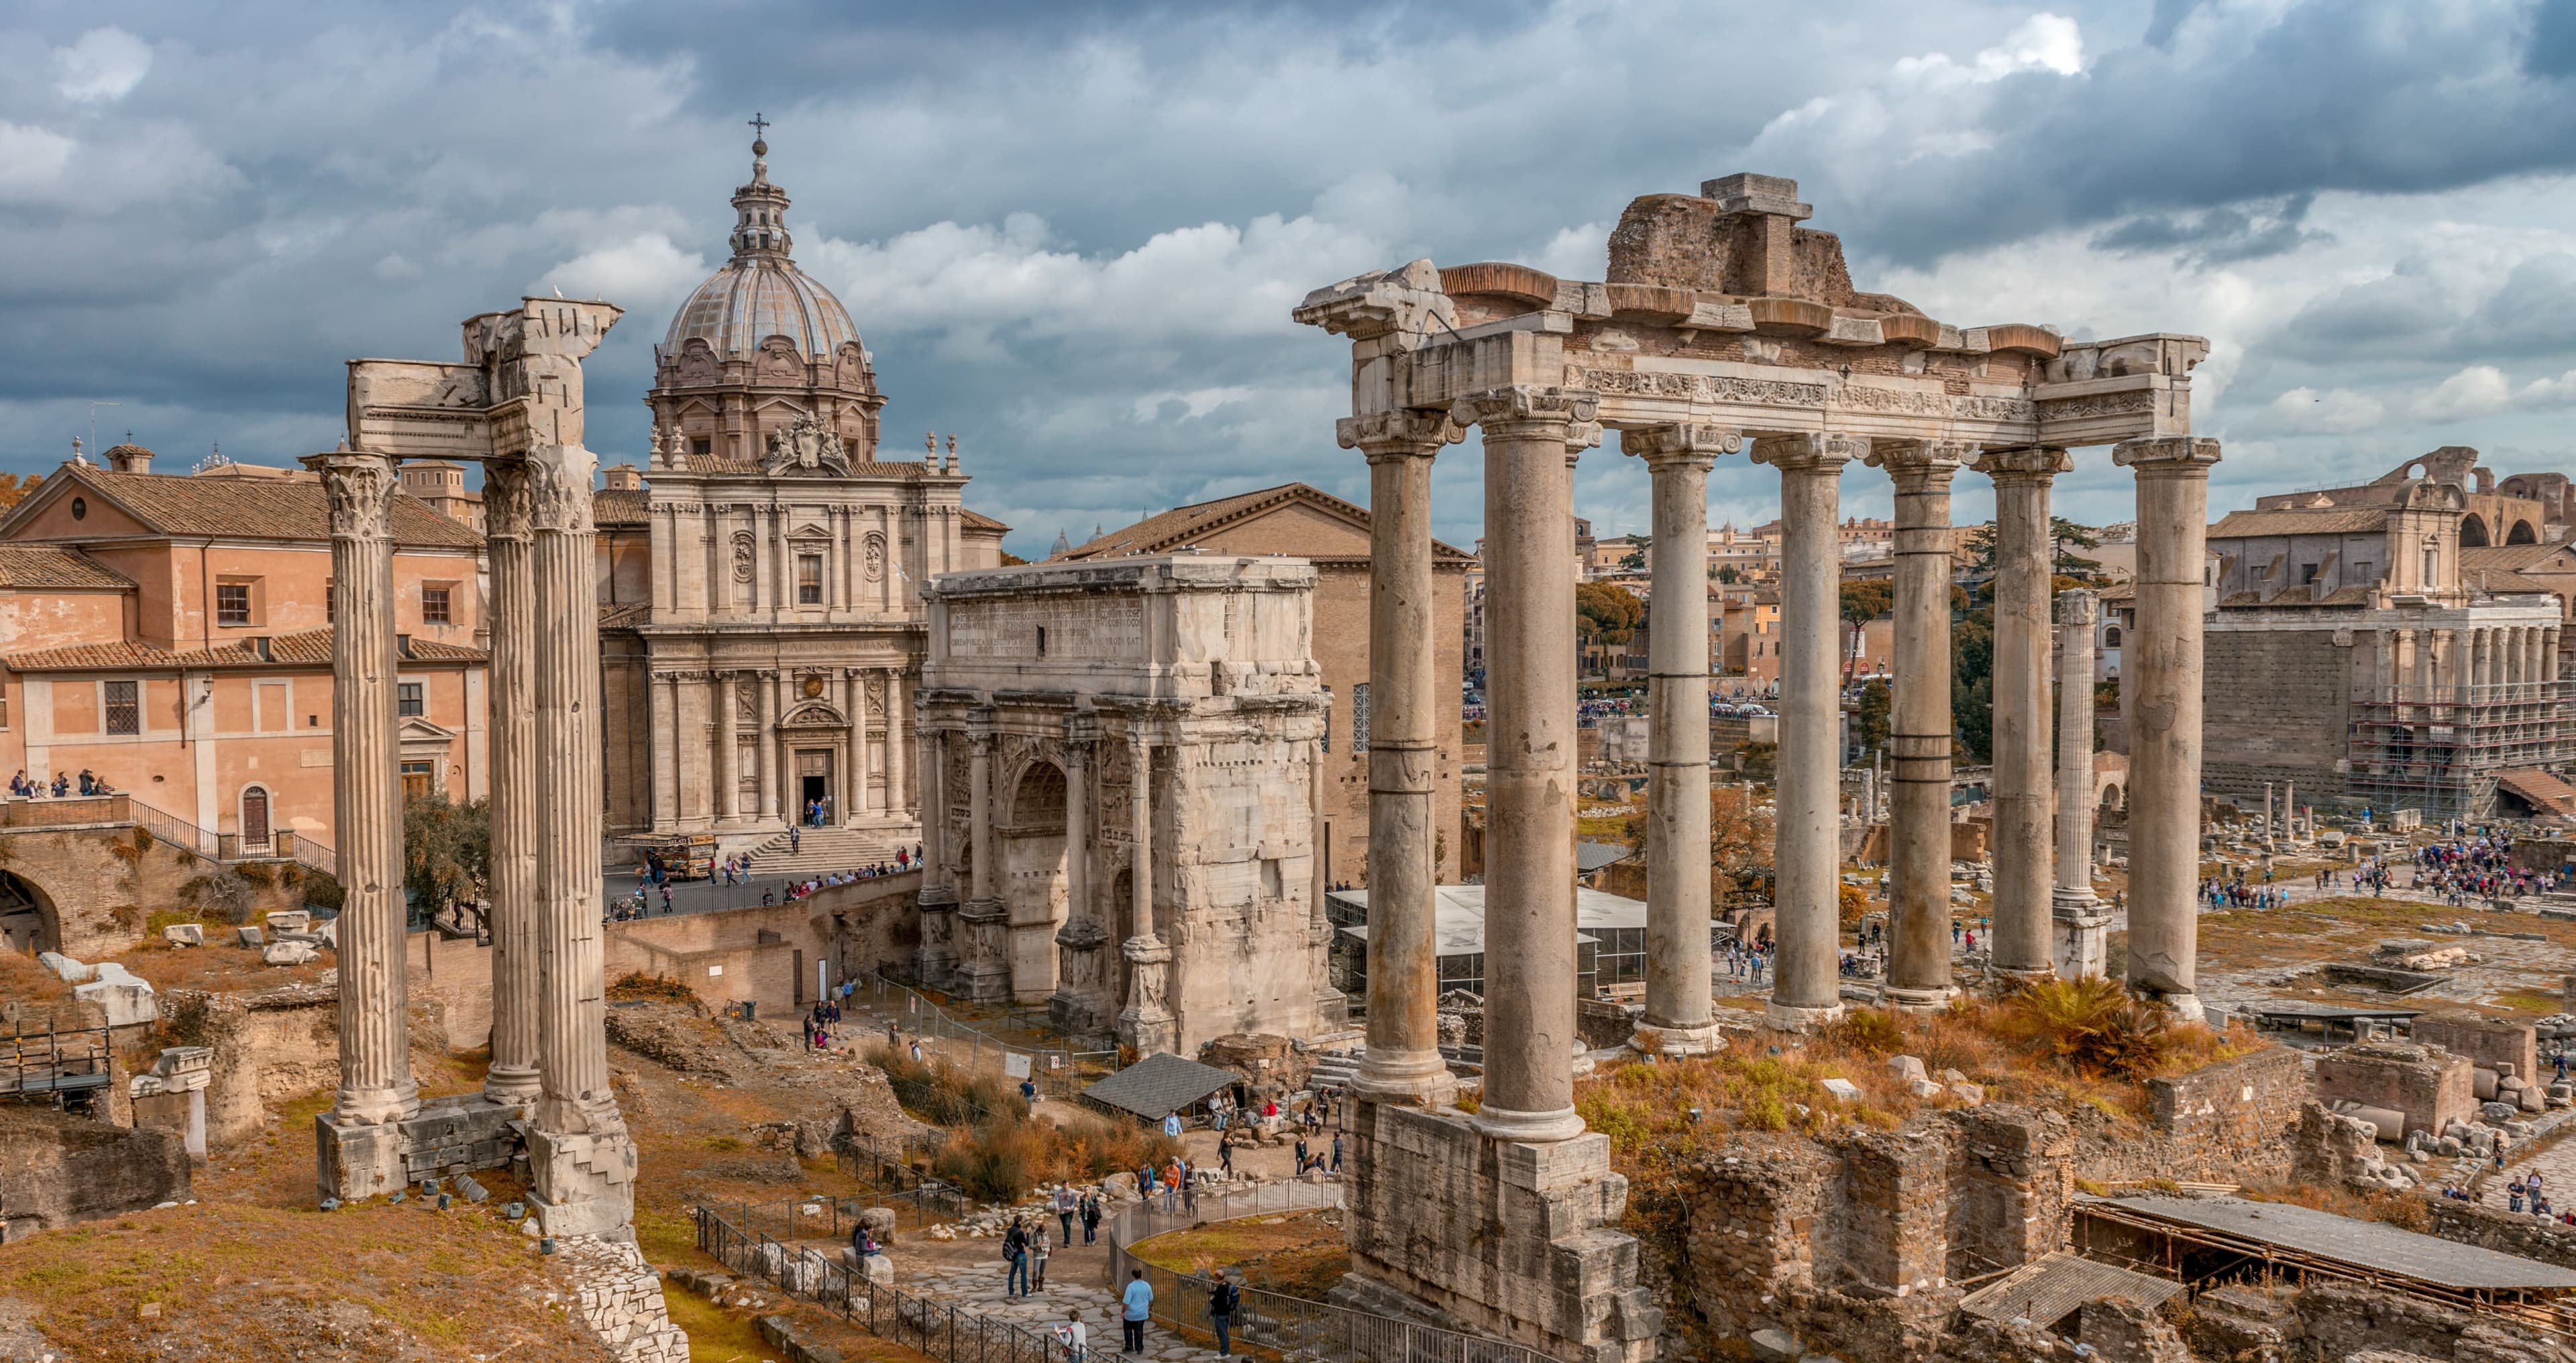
[2345,677,2576,820]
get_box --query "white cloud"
[536,233,707,309]
[0,124,75,199]
[1892,12,2084,85]
[1128,386,1256,423]
[54,28,154,103]
[2414,364,2513,419]
[2267,386,2385,433]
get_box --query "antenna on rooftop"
[87,400,120,462]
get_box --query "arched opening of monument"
[2510,519,2540,544]
[1003,762,1069,1003]
[2461,514,2491,548]
[0,870,60,957]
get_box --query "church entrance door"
[797,749,834,824]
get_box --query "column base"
[1351,1047,1457,1107]
[2051,903,2112,981]
[1880,984,1956,1012]
[955,961,1013,1003]
[1114,1007,1177,1057]
[1468,1102,1588,1144]
[527,1124,638,1238]
[333,1081,421,1128]
[1764,999,1845,1033]
[1629,1021,1724,1056]
[315,1093,522,1203]
[482,1065,542,1110]
[2141,990,2205,1024]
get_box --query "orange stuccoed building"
[0,443,487,855]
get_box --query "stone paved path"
[903,1264,1232,1363]
[2477,1109,2576,1212]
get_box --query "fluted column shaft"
[1342,411,1458,1104]
[757,678,780,820]
[2114,437,2221,1018]
[1874,442,1966,1005]
[1979,447,2070,979]
[482,459,541,1105]
[969,719,996,906]
[1627,425,1737,1052]
[2053,589,2106,979]
[1460,386,1597,1144]
[527,442,621,1136]
[887,667,910,817]
[1756,433,1864,1029]
[309,450,417,1126]
[847,671,871,819]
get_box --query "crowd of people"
[7,767,113,798]
[2413,834,2557,905]
[2199,876,2289,909]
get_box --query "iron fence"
[712,1181,969,1243]
[851,971,1122,1101]
[697,1204,1073,1363]
[0,1020,112,1111]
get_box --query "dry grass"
[1578,992,2261,1170]
[1129,1210,1349,1301]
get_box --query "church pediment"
[780,702,848,728]
[787,523,833,542]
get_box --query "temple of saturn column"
[314,297,638,1238]
[1296,173,2210,1363]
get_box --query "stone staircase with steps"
[735,825,914,880]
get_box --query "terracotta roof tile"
[0,545,133,590]
[1055,483,1470,564]
[2207,508,2390,539]
[10,465,484,549]
[961,508,1010,533]
[594,487,649,527]
[5,627,482,673]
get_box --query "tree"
[1617,534,1650,571]
[2051,516,2105,582]
[1854,677,1892,763]
[1952,602,1996,763]
[1574,581,1644,646]
[0,474,41,511]
[405,790,491,934]
[1715,564,1741,584]
[1838,580,1892,686]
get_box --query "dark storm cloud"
[2088,193,2325,266]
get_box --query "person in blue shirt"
[1120,1269,1153,1354]
[1163,1110,1183,1140]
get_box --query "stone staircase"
[1307,1050,1362,1091]
[736,825,913,880]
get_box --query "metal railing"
[712,1183,970,1243]
[0,1021,113,1109]
[0,790,337,881]
[698,1204,1074,1363]
[853,971,1122,1101]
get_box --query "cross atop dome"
[729,115,792,259]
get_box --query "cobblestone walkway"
[2478,1110,2576,1212]
[902,1264,1232,1363]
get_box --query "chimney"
[107,444,152,475]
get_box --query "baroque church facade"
[598,135,1008,847]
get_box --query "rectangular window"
[798,554,824,604]
[325,584,333,623]
[1350,682,1371,755]
[691,437,712,457]
[422,585,452,624]
[1320,686,1332,753]
[2300,563,2320,584]
[400,761,434,801]
[397,682,425,718]
[104,680,139,735]
[215,583,252,627]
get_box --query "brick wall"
[2145,1046,2307,1170]
[1,816,308,959]
[2410,1013,2538,1081]
[2201,623,2357,808]
[2313,1042,2475,1138]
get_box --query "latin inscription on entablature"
[946,598,1144,660]
[1568,365,2039,424]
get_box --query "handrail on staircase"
[1,791,339,881]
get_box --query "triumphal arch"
[1299,174,2212,1363]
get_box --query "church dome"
[659,132,863,364]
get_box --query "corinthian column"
[1340,408,1461,1106]
[2052,590,2110,979]
[1625,423,1738,1054]
[1117,731,1175,1054]
[1752,433,1865,1031]
[961,710,1007,1000]
[714,672,740,824]
[1456,384,1598,1144]
[1974,446,2072,981]
[481,459,541,1106]
[525,441,635,1236]
[1870,440,1968,1007]
[307,449,417,1128]
[2113,436,2222,1019]
[885,666,910,818]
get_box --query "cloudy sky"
[9,0,2576,554]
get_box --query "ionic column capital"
[1620,423,1741,472]
[1338,410,1464,460]
[303,449,400,541]
[1970,445,2074,482]
[523,444,600,534]
[2112,436,2222,476]
[1867,439,1970,494]
[1750,431,1866,474]
[1450,385,1600,437]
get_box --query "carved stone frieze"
[2036,389,2156,422]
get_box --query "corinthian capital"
[484,458,534,543]
[1337,410,1464,459]
[1968,445,2074,481]
[2112,436,2222,474]
[2056,588,2099,627]
[1865,439,1974,490]
[1620,423,1743,470]
[303,449,400,542]
[523,444,598,535]
[1749,432,1867,474]
[1451,385,1601,434]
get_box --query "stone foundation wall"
[2200,623,2359,809]
[2425,1196,2576,1270]
[2410,1014,2538,1083]
[1340,1099,1660,1363]
[0,1105,190,1241]
[559,1232,690,1362]
[161,981,339,1148]
[2,818,309,959]
[2138,1045,2306,1177]
[2314,1042,2475,1138]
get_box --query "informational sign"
[707,965,724,977]
[1004,1051,1033,1079]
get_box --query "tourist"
[50,773,66,798]
[1120,1268,1152,1354]
[1030,1229,1051,1291]
[1294,1132,1309,1170]
[1163,1158,1183,1213]
[1081,1191,1102,1244]
[1023,1076,1040,1106]
[1055,1183,1079,1245]
[1163,1109,1183,1140]
[1054,1307,1088,1363]
[2512,1177,2529,1213]
[1207,1268,1238,1356]
[1331,1133,1343,1174]
[790,824,802,855]
[1218,1136,1234,1178]
[5,770,22,797]
[1005,1217,1032,1298]
[659,883,674,915]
